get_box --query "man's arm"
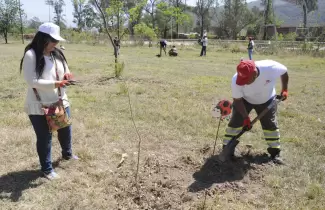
[280,72,289,100]
[281,72,289,91]
[233,98,248,119]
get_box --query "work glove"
[243,117,252,131]
[63,73,73,80]
[280,89,288,101]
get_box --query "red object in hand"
[59,80,70,87]
[281,89,288,101]
[63,73,73,80]
[243,117,252,131]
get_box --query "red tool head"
[217,100,233,118]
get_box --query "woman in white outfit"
[20,22,78,180]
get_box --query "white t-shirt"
[231,60,287,104]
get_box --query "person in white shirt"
[20,22,78,180]
[169,45,178,56]
[222,59,289,164]
[200,35,208,56]
[247,37,255,60]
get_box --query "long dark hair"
[20,31,68,78]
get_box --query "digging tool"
[211,100,233,155]
[218,95,284,162]
[212,117,222,155]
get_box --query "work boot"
[267,148,285,165]
[222,145,236,160]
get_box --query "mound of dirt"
[110,148,274,209]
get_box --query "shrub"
[230,44,240,53]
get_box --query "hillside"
[247,0,325,27]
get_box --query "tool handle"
[251,95,283,125]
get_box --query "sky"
[20,0,253,27]
[21,0,75,27]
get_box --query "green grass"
[0,43,325,209]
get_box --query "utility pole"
[18,0,24,44]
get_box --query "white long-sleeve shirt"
[22,49,70,115]
[201,37,208,46]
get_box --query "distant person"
[20,22,78,180]
[169,45,178,56]
[158,39,167,56]
[200,35,208,56]
[248,37,255,60]
[113,36,120,55]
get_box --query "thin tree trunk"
[164,26,167,38]
[263,0,272,40]
[176,0,179,38]
[201,17,204,37]
[303,4,307,29]
[18,0,24,44]
[117,12,120,39]
[4,31,8,44]
[151,14,155,28]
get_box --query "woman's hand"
[55,80,71,88]
[63,73,73,80]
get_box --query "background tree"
[218,0,257,39]
[89,0,110,27]
[28,16,43,30]
[127,0,146,37]
[261,0,275,39]
[83,3,101,28]
[171,0,188,37]
[46,0,66,28]
[105,0,125,38]
[245,6,265,38]
[71,0,86,29]
[284,0,318,29]
[156,1,174,38]
[194,0,215,37]
[155,1,189,38]
[144,0,159,29]
[0,0,21,43]
[134,22,157,44]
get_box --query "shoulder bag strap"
[52,54,62,99]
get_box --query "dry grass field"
[1,43,325,209]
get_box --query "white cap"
[38,22,65,41]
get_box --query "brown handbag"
[33,54,72,132]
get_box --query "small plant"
[189,34,197,39]
[301,42,314,53]
[306,182,324,200]
[230,44,240,53]
[284,32,298,41]
[221,42,230,49]
[117,83,128,95]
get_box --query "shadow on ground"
[188,152,271,192]
[0,158,65,202]
[0,169,42,202]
